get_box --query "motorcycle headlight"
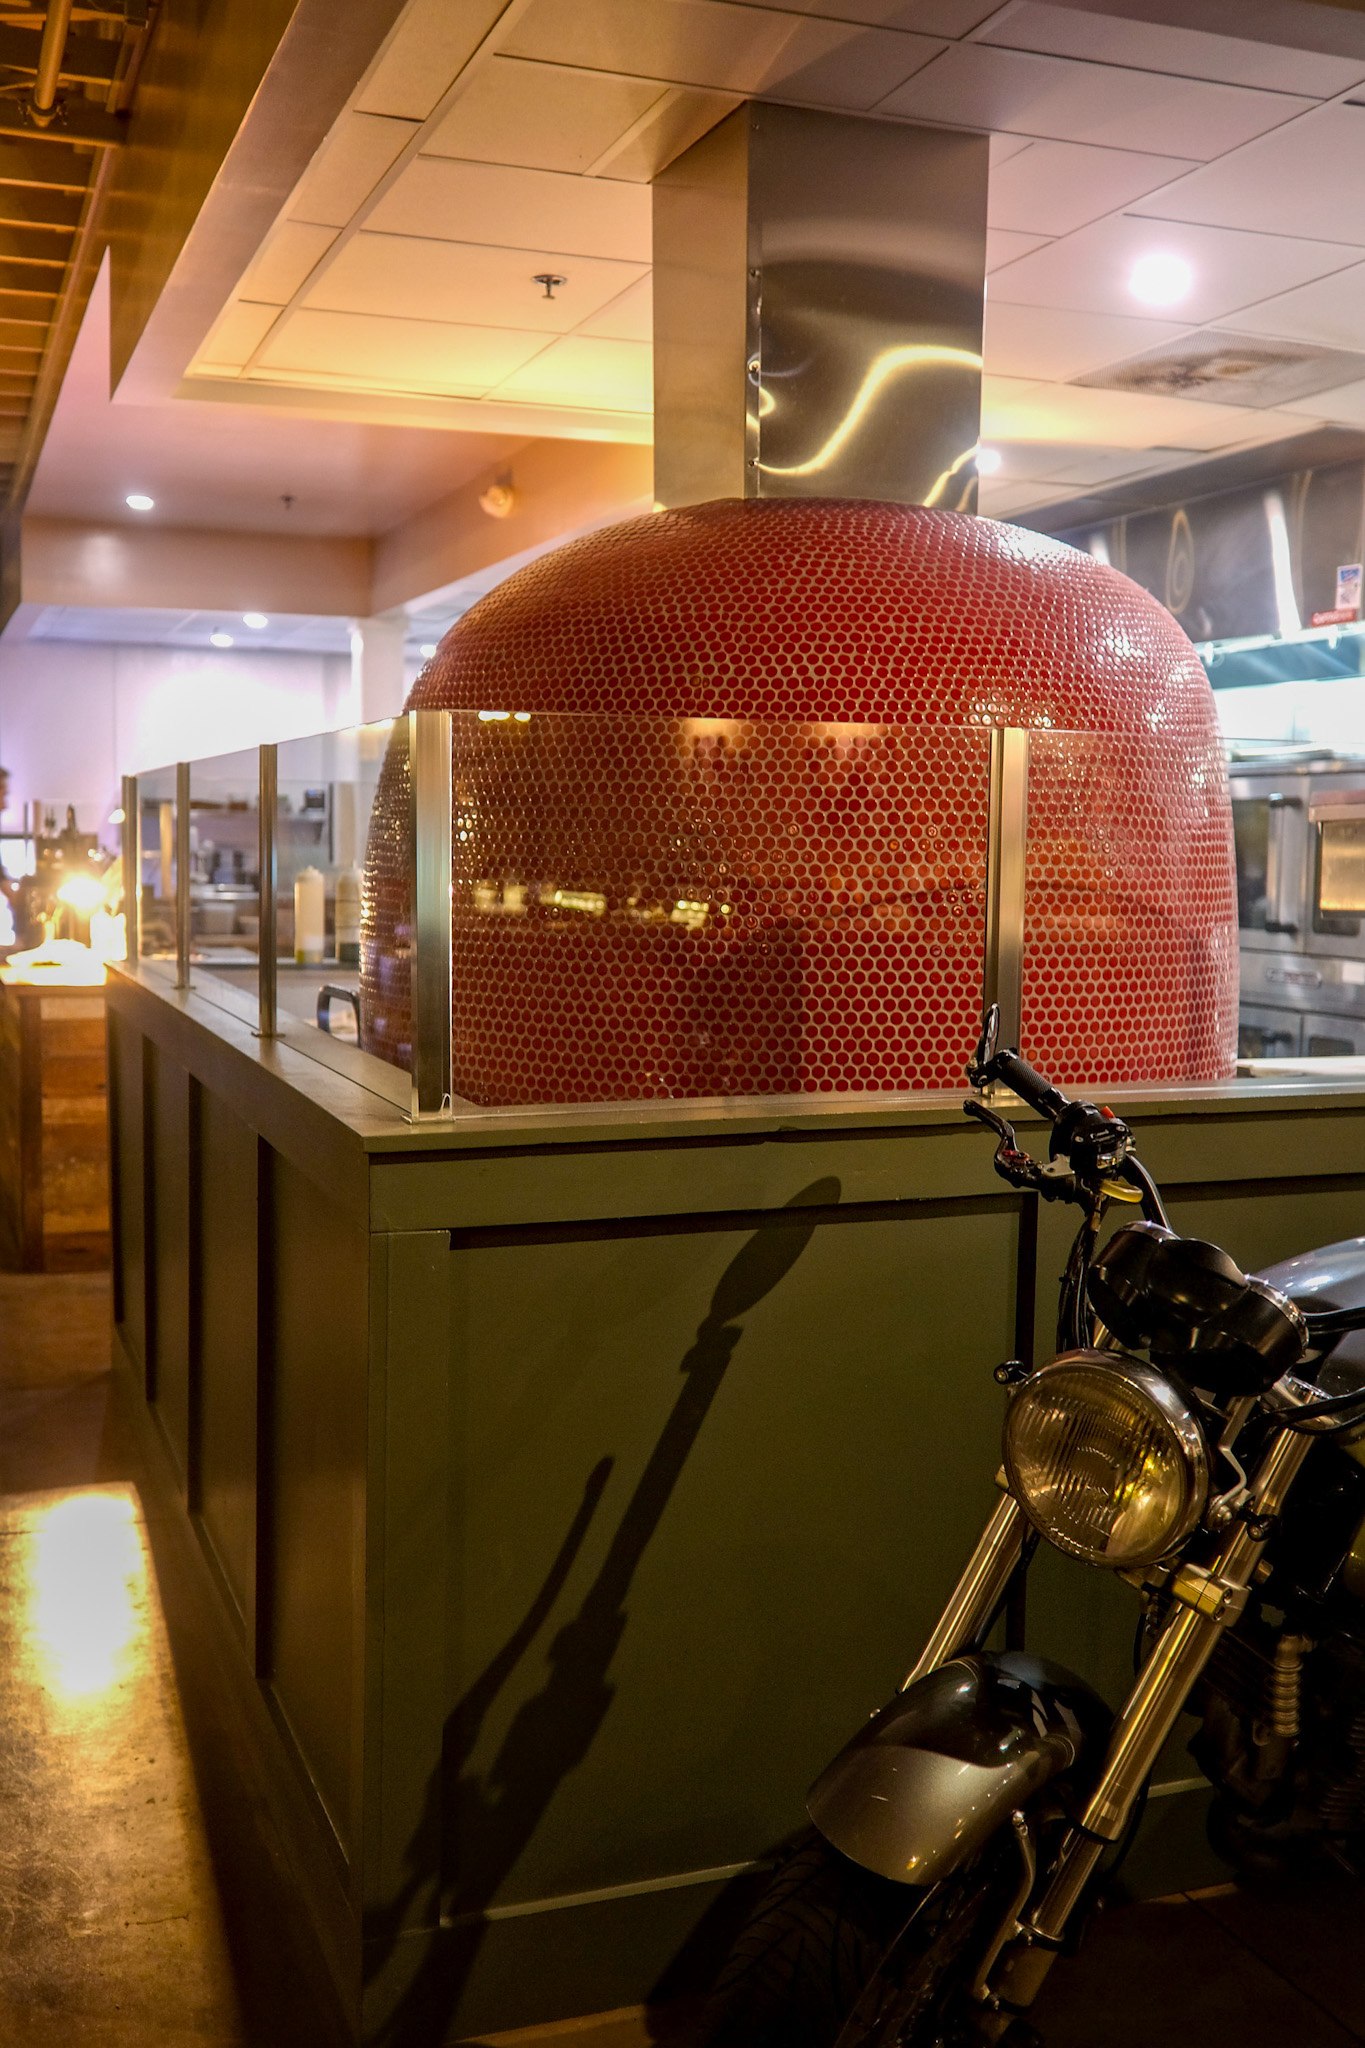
[1002,1350,1210,1568]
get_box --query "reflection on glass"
[24,1489,144,1707]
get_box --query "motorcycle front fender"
[807,1650,1112,1887]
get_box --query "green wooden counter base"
[105,962,1365,2042]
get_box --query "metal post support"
[175,761,191,989]
[258,744,277,1038]
[983,727,1029,1055]
[121,773,138,964]
[409,708,453,1119]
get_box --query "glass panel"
[273,722,394,1045]
[1319,819,1365,916]
[187,747,260,1011]
[359,713,993,1106]
[136,766,178,967]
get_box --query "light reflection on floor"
[25,1489,143,1706]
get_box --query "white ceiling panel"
[1277,375,1365,427]
[974,3,1365,99]
[1125,101,1365,241]
[286,114,416,230]
[988,139,1197,238]
[423,57,665,173]
[491,334,652,410]
[987,214,1362,325]
[1223,259,1365,351]
[196,302,282,373]
[303,233,648,333]
[725,0,1000,28]
[502,0,945,108]
[977,479,1094,517]
[983,301,1194,382]
[587,85,740,180]
[986,226,1050,270]
[237,223,339,307]
[354,0,508,121]
[255,309,549,395]
[577,274,652,341]
[982,371,1285,451]
[368,159,651,262]
[876,44,1313,159]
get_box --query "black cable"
[1301,1304,1365,1337]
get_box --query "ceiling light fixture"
[976,446,1003,475]
[125,492,154,512]
[1128,252,1193,308]
[243,612,268,630]
[210,631,234,649]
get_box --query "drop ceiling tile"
[354,0,508,120]
[303,232,648,334]
[1126,100,1365,242]
[254,308,548,396]
[978,479,1091,516]
[981,370,1278,450]
[588,85,741,179]
[502,0,945,108]
[983,300,1194,381]
[1225,259,1365,350]
[1277,376,1365,427]
[988,139,1198,238]
[195,301,282,373]
[368,158,651,262]
[876,44,1313,159]
[286,114,416,230]
[986,214,1360,326]
[576,274,652,341]
[986,226,1050,270]
[423,57,665,173]
[237,223,339,307]
[492,334,652,410]
[973,2,1365,98]
[726,0,1000,27]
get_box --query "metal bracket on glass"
[121,772,138,964]
[258,742,277,1038]
[409,708,453,1120]
[983,726,1029,1059]
[175,760,191,989]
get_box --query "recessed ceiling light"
[1128,252,1193,308]
[125,492,154,512]
[976,446,1003,476]
[419,642,437,658]
[210,631,234,648]
[243,611,268,630]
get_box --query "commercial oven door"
[1237,1003,1302,1059]
[1301,1011,1365,1057]
[1308,788,1365,960]
[1230,774,1310,952]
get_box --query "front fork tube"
[984,1425,1315,2024]
[903,1486,1026,1691]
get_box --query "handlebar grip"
[989,1048,1067,1120]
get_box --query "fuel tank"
[807,1651,1111,1887]
[1258,1237,1365,1387]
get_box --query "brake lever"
[964,1099,1081,1204]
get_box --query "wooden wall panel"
[146,1040,193,1484]
[194,1086,260,1643]
[107,1005,146,1372]
[262,1144,368,1861]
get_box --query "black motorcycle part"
[807,1651,1111,1887]
[1088,1222,1307,1393]
[1258,1237,1365,1379]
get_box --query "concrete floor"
[1,1271,1364,2047]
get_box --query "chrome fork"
[979,1423,1314,2026]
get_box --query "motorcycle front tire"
[691,1826,1017,2048]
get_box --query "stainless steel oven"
[1231,756,1365,1056]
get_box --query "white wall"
[0,638,369,840]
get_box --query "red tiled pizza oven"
[360,499,1237,1105]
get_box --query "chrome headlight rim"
[1003,1348,1211,1569]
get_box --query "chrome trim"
[984,727,1029,1060]
[970,1810,1034,2006]
[410,707,453,1119]
[121,772,138,965]
[174,760,190,990]
[257,743,277,1039]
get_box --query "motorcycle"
[696,1006,1365,2048]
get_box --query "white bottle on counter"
[294,866,326,964]
[335,865,362,965]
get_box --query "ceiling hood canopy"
[652,102,989,511]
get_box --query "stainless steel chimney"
[652,102,989,511]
